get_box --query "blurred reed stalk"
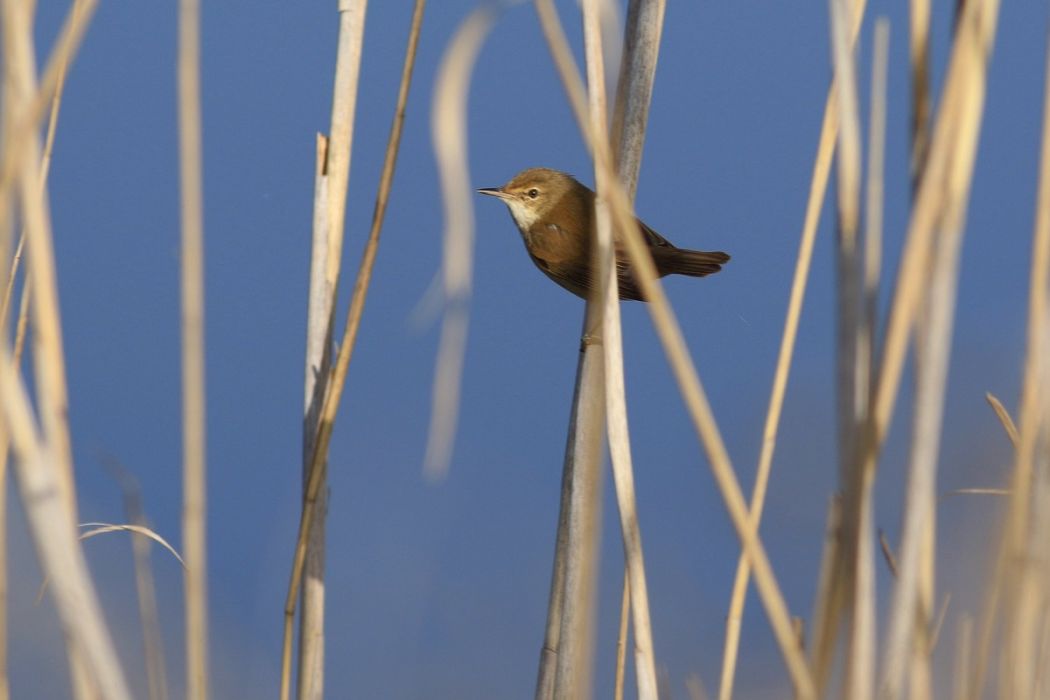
[284,4,425,699]
[613,568,630,700]
[0,0,129,697]
[717,2,866,697]
[425,0,503,478]
[876,0,960,689]
[177,0,208,695]
[0,3,77,691]
[0,0,97,224]
[809,0,1001,696]
[969,6,1050,696]
[909,0,931,188]
[99,456,170,700]
[827,0,872,695]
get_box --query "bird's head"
[478,168,581,231]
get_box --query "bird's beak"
[477,186,511,201]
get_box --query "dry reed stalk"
[0,291,30,700]
[0,422,5,700]
[76,524,185,565]
[686,674,708,700]
[581,1,659,696]
[906,7,934,688]
[827,0,874,696]
[103,459,171,700]
[0,0,73,334]
[953,615,973,700]
[530,1,657,695]
[809,495,845,692]
[529,5,605,699]
[862,19,887,482]
[177,0,208,695]
[876,4,970,689]
[0,0,132,697]
[909,521,934,699]
[602,140,817,700]
[864,19,889,696]
[1032,609,1050,698]
[549,348,605,700]
[614,570,629,700]
[298,131,332,700]
[425,5,496,477]
[811,0,1000,695]
[610,3,663,692]
[609,0,664,197]
[0,434,4,700]
[12,46,88,696]
[944,488,1009,498]
[297,4,368,697]
[303,11,427,689]
[717,2,866,695]
[975,13,1050,696]
[283,6,426,699]
[0,369,130,699]
[909,0,932,187]
[534,317,605,700]
[533,2,816,695]
[928,591,950,652]
[338,0,426,443]
[0,6,76,690]
[0,0,98,227]
[984,392,1020,446]
[0,237,25,339]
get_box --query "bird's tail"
[658,248,731,277]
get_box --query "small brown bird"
[478,167,730,301]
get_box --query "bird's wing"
[636,218,677,250]
[530,254,644,301]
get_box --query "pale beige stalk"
[877,3,969,690]
[820,1,1000,697]
[177,0,208,696]
[425,6,496,476]
[984,392,1019,446]
[297,2,369,697]
[530,6,605,698]
[613,572,629,700]
[1,0,131,696]
[827,0,873,696]
[283,6,425,700]
[717,2,866,696]
[953,615,973,700]
[582,1,658,697]
[608,3,665,695]
[0,4,78,692]
[909,0,931,185]
[104,460,171,700]
[977,11,1050,696]
[602,153,817,700]
[0,364,130,700]
[298,132,329,700]
[0,0,98,224]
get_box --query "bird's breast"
[524,222,587,265]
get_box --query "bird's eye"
[527,188,539,199]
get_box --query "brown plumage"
[478,168,729,301]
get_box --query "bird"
[478,167,729,301]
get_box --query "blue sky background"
[7,1,1039,697]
